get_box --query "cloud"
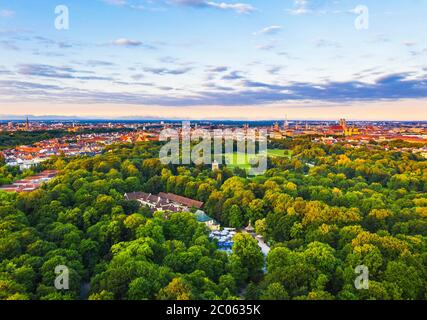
[267,66,284,75]
[32,36,74,49]
[159,56,180,64]
[3,72,427,107]
[17,64,76,79]
[205,66,229,81]
[32,50,66,58]
[131,74,144,80]
[104,0,255,14]
[0,66,12,75]
[105,38,156,50]
[112,38,153,49]
[0,28,31,35]
[315,39,341,48]
[16,64,113,81]
[112,38,143,47]
[409,48,427,57]
[254,25,283,36]
[206,2,255,14]
[111,38,156,49]
[208,66,229,73]
[203,82,235,91]
[170,0,255,14]
[403,41,417,47]
[85,60,116,67]
[289,0,309,15]
[143,66,192,75]
[370,34,391,44]
[243,80,286,91]
[256,43,277,51]
[288,0,329,15]
[0,9,15,17]
[0,80,63,91]
[222,70,244,80]
[102,0,162,11]
[0,40,19,51]
[158,86,175,91]
[103,0,127,6]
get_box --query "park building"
[124,191,204,213]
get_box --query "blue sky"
[0,0,426,120]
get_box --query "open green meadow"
[216,152,253,170]
[215,149,292,175]
[267,149,292,158]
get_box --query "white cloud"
[403,41,417,47]
[103,0,255,14]
[103,0,127,6]
[289,0,309,15]
[256,43,277,51]
[170,0,255,14]
[288,0,330,15]
[254,25,283,36]
[206,2,255,14]
[112,38,143,47]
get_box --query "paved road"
[256,237,271,256]
[243,231,271,256]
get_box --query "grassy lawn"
[216,149,291,175]
[217,152,252,170]
[216,152,268,171]
[268,149,292,158]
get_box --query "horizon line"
[1,115,427,123]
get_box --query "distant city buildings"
[0,129,159,170]
[0,119,426,174]
[0,170,59,193]
[265,118,426,144]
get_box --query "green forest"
[0,138,426,300]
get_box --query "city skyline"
[0,0,427,120]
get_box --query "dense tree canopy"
[0,138,426,300]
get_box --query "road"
[243,230,271,256]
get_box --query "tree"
[88,290,115,300]
[145,176,164,194]
[248,199,266,224]
[228,205,245,229]
[365,209,392,232]
[157,278,192,300]
[2,138,427,301]
[230,233,264,282]
[260,282,289,300]
[197,183,215,202]
[383,261,424,300]
[218,274,237,295]
[95,195,115,215]
[255,219,267,238]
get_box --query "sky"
[0,0,426,120]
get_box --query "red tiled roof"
[159,192,204,209]
[329,125,344,131]
[125,192,204,210]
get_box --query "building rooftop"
[125,192,204,212]
[159,192,204,209]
